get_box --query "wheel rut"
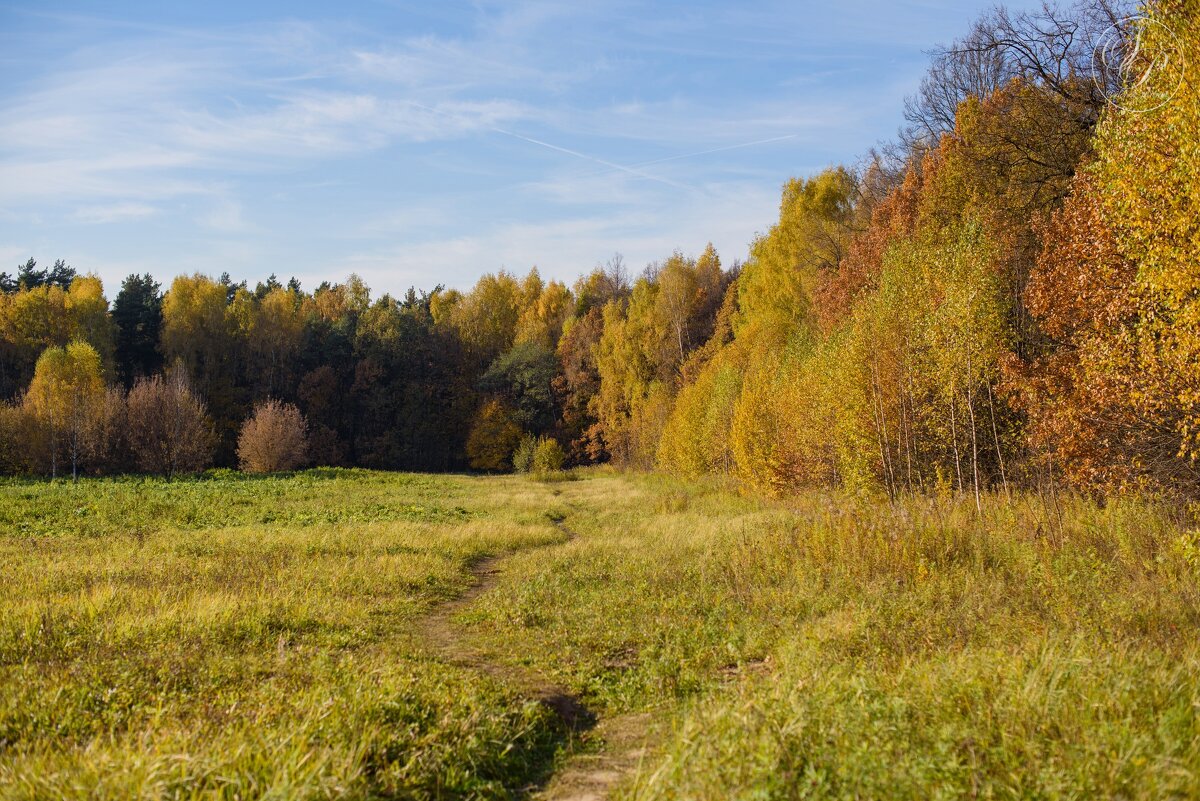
[416,517,652,800]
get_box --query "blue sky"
[0,0,1044,296]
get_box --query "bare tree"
[901,0,1135,151]
[126,369,215,477]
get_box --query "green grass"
[3,468,1200,799]
[0,470,569,800]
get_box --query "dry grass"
[4,468,1199,798]
[469,472,1200,799]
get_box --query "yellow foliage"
[1094,2,1200,462]
[161,274,230,376]
[657,354,741,479]
[0,275,114,376]
[24,341,106,477]
[465,399,523,472]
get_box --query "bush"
[126,371,215,477]
[512,435,537,473]
[237,399,309,474]
[531,437,565,474]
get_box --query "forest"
[2,0,1198,503]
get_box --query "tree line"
[3,0,1198,500]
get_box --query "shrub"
[237,399,309,474]
[126,370,215,477]
[512,434,537,473]
[90,386,132,474]
[531,437,565,474]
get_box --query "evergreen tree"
[112,274,163,387]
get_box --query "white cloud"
[73,202,159,224]
[198,197,249,233]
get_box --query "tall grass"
[470,473,1200,799]
[4,468,1198,798]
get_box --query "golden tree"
[23,341,105,479]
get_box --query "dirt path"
[416,519,653,800]
[533,710,652,801]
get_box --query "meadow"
[2,469,1200,799]
[0,470,571,799]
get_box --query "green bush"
[531,437,565,474]
[512,434,537,473]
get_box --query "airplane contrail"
[490,127,693,191]
[403,99,692,191]
[626,133,800,168]
[565,133,802,181]
[404,99,791,192]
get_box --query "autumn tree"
[591,248,730,467]
[465,398,523,471]
[479,342,559,433]
[516,276,573,348]
[574,255,630,315]
[0,402,31,473]
[0,275,115,400]
[655,246,726,373]
[23,341,106,479]
[735,168,859,342]
[901,0,1131,150]
[552,258,632,463]
[592,280,666,467]
[161,273,247,460]
[237,399,309,473]
[555,308,606,462]
[447,271,523,364]
[1009,2,1200,495]
[247,287,304,397]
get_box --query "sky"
[0,0,1046,296]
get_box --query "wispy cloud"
[73,202,159,224]
[0,0,1023,292]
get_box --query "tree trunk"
[949,388,963,494]
[987,381,1009,497]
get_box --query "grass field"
[3,469,1200,799]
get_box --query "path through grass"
[0,470,572,799]
[468,471,1200,799]
[3,468,1200,799]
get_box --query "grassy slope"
[3,468,1200,799]
[0,470,570,800]
[469,470,1200,799]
